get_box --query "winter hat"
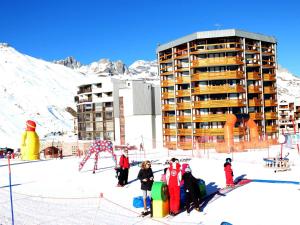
[26,120,36,131]
[185,167,191,173]
[225,158,232,163]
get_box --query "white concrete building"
[75,77,162,150]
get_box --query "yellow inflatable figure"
[21,120,40,160]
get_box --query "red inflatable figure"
[166,158,182,215]
[224,158,234,187]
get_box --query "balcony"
[176,89,191,97]
[249,98,262,107]
[176,76,191,84]
[161,92,175,99]
[264,86,276,94]
[162,104,176,111]
[246,58,260,67]
[164,129,176,135]
[265,99,277,107]
[261,46,274,55]
[265,112,278,120]
[77,88,92,94]
[163,141,176,149]
[162,116,176,123]
[194,127,246,136]
[174,49,188,59]
[249,112,263,120]
[161,80,175,87]
[193,114,226,122]
[193,85,245,95]
[176,102,192,110]
[177,128,193,136]
[177,142,192,150]
[159,53,172,63]
[245,44,260,53]
[191,71,244,81]
[247,72,261,80]
[263,73,276,81]
[266,125,278,133]
[248,85,262,93]
[190,42,242,54]
[193,99,245,108]
[78,98,93,103]
[160,71,173,76]
[177,115,192,122]
[191,57,243,68]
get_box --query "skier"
[224,158,234,187]
[119,150,130,185]
[137,160,154,216]
[166,158,181,215]
[182,166,200,215]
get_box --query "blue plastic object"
[220,222,233,225]
[133,196,151,208]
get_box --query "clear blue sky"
[1,0,299,75]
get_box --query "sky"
[1,0,300,75]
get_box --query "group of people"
[115,150,235,216]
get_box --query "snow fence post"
[8,155,15,225]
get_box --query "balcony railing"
[163,141,176,149]
[247,72,261,80]
[246,58,260,67]
[176,102,192,110]
[249,98,262,107]
[159,53,172,62]
[191,71,244,81]
[160,71,173,76]
[163,129,176,135]
[174,49,188,59]
[161,92,175,99]
[264,86,276,94]
[176,89,191,97]
[248,85,262,93]
[193,99,245,108]
[193,114,227,122]
[161,80,175,87]
[266,125,278,133]
[249,112,263,120]
[265,99,277,107]
[176,76,191,84]
[190,42,242,54]
[265,112,278,120]
[77,88,92,94]
[245,44,260,53]
[194,127,246,136]
[177,115,192,122]
[162,104,176,111]
[261,47,274,55]
[162,116,176,123]
[177,128,193,136]
[263,74,276,81]
[193,85,245,95]
[78,98,93,103]
[191,57,243,68]
[177,142,192,150]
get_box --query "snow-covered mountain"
[1,43,300,148]
[0,43,86,148]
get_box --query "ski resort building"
[75,77,162,150]
[157,29,278,150]
[278,98,300,133]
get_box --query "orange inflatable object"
[216,114,268,153]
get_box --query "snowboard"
[138,211,151,217]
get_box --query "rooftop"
[156,29,276,53]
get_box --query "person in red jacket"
[166,158,181,215]
[118,150,130,186]
[224,158,234,187]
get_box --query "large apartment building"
[75,77,162,150]
[157,29,278,150]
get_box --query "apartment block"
[157,29,278,150]
[75,77,162,150]
[278,98,300,133]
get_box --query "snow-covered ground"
[1,145,300,225]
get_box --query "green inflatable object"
[198,179,207,199]
[151,181,168,201]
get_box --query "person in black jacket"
[182,166,200,215]
[137,160,154,215]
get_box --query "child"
[166,158,181,216]
[137,160,154,216]
[224,158,234,187]
[119,150,130,185]
[182,166,200,215]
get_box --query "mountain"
[0,43,86,148]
